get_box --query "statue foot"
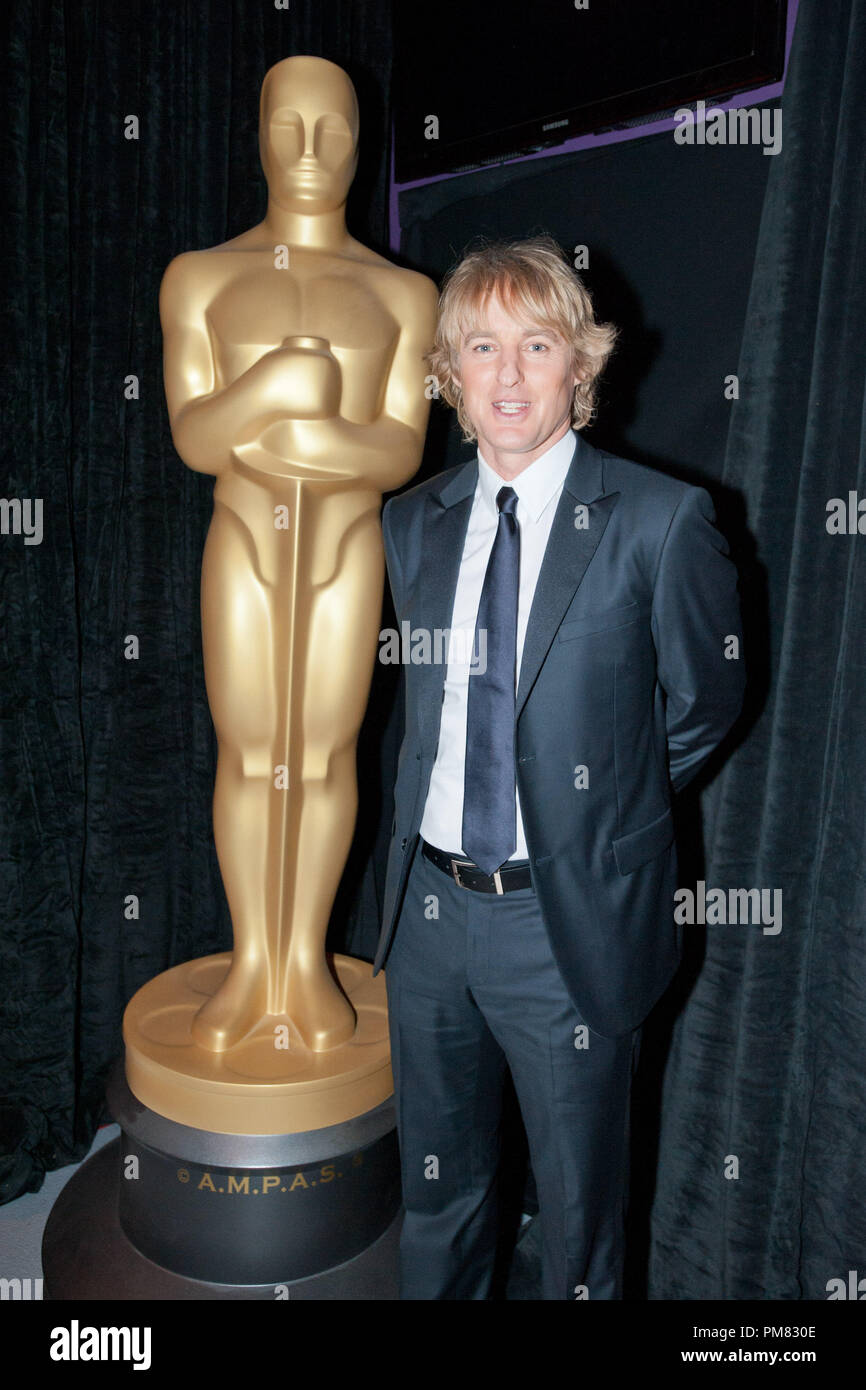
[287,969,357,1053]
[191,958,268,1052]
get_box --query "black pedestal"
[42,1061,402,1300]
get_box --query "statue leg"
[278,495,384,1050]
[191,502,277,1051]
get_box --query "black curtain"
[0,0,395,1203]
[649,0,866,1298]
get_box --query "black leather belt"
[421,839,533,894]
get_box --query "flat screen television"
[393,0,789,182]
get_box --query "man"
[371,236,745,1300]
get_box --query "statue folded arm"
[160,253,326,476]
[160,252,439,493]
[257,272,439,492]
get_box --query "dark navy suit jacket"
[371,429,745,1036]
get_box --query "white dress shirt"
[419,427,575,861]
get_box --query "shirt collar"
[476,429,575,523]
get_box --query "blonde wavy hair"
[427,235,619,440]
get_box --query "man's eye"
[527,342,548,351]
[472,343,493,352]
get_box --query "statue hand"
[248,338,342,420]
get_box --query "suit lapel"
[413,459,477,755]
[516,434,620,717]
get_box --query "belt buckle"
[450,858,504,893]
[451,857,474,890]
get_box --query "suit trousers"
[384,840,641,1300]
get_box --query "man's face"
[453,291,580,477]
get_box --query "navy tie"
[462,485,520,874]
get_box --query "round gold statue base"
[123,952,392,1135]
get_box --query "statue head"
[259,55,359,213]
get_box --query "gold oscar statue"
[123,54,437,1135]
